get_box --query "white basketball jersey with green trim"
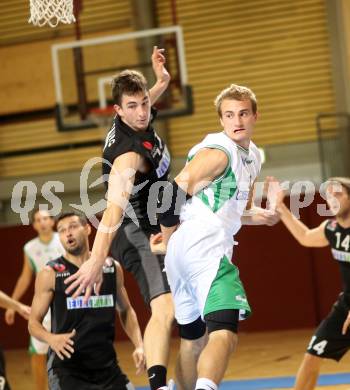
[24,233,64,274]
[180,131,261,238]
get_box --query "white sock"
[195,377,218,390]
[126,382,135,390]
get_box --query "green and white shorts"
[164,220,251,325]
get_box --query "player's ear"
[114,104,122,116]
[85,223,92,236]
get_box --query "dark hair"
[30,207,54,224]
[56,211,88,226]
[111,69,148,106]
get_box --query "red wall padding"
[0,194,341,348]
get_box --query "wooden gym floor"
[5,329,350,389]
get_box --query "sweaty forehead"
[221,98,252,112]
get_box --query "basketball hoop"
[89,107,115,128]
[28,0,76,28]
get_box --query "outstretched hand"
[64,258,103,302]
[264,176,285,211]
[151,46,170,84]
[251,209,280,226]
[49,329,76,360]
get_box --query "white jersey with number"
[24,233,64,274]
[180,131,261,240]
[24,232,64,354]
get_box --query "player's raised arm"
[65,152,143,300]
[149,46,171,105]
[279,203,329,247]
[271,179,329,248]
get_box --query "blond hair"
[328,177,350,195]
[214,84,257,117]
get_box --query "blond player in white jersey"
[151,84,279,390]
[5,208,64,390]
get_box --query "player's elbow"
[28,318,35,336]
[297,235,313,248]
[118,309,128,324]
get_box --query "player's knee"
[179,317,206,341]
[150,293,174,325]
[204,309,239,334]
[303,352,322,370]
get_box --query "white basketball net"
[28,0,76,28]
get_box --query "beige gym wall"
[156,0,337,156]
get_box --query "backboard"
[51,26,193,131]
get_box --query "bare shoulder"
[109,258,124,284]
[114,261,123,273]
[36,266,55,289]
[196,147,229,176]
[320,219,329,228]
[198,147,228,160]
[40,265,56,277]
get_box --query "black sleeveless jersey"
[47,257,117,371]
[325,219,350,308]
[102,109,171,227]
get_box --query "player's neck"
[336,210,350,228]
[38,231,54,244]
[65,249,90,267]
[235,141,250,152]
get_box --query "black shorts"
[48,365,130,390]
[111,221,170,304]
[307,297,350,361]
[0,346,11,390]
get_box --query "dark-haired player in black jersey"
[28,211,145,390]
[272,177,350,390]
[65,48,175,390]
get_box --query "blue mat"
[136,372,350,389]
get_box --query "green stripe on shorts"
[28,337,37,355]
[203,255,251,319]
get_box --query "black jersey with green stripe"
[47,257,117,371]
[102,108,171,226]
[325,219,350,308]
